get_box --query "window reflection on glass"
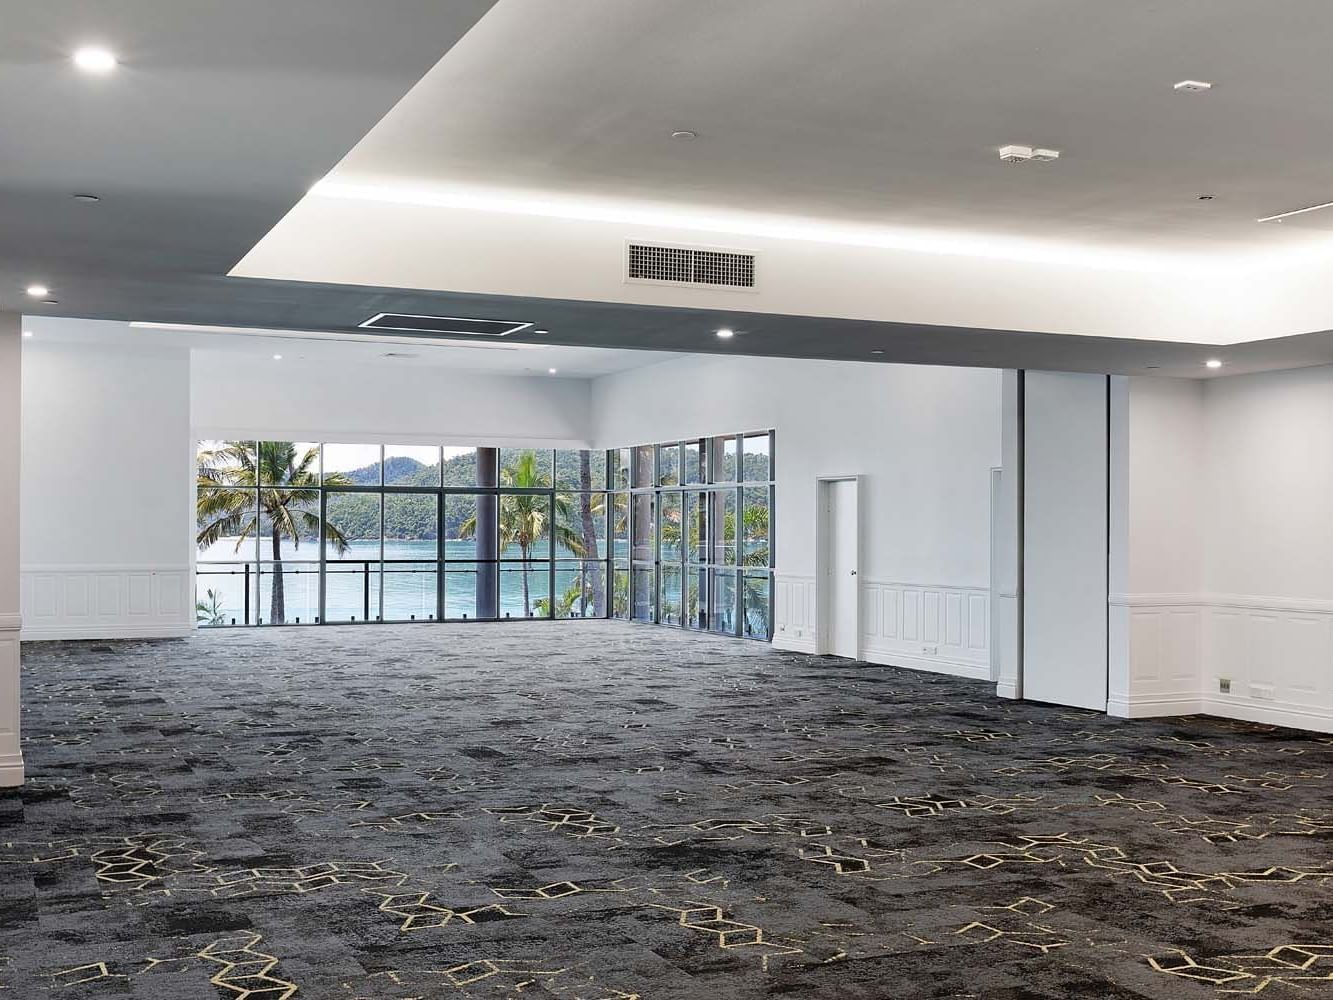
[683,440,704,484]
[612,564,630,619]
[632,565,656,622]
[659,491,683,562]
[710,490,737,565]
[742,572,771,639]
[685,491,707,563]
[741,487,770,567]
[686,565,707,629]
[660,564,683,626]
[711,435,737,483]
[384,445,441,486]
[658,443,681,486]
[632,494,656,562]
[323,443,381,485]
[613,448,631,490]
[611,493,630,562]
[710,569,737,635]
[443,446,481,487]
[632,445,655,488]
[742,432,770,483]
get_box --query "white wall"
[591,355,1002,678]
[20,342,194,640]
[1,314,23,785]
[1108,376,1205,719]
[192,352,593,447]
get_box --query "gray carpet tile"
[1,621,1331,998]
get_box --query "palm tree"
[459,450,587,617]
[196,442,351,625]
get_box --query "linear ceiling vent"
[359,313,533,337]
[625,241,757,290]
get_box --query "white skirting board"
[19,565,194,641]
[773,572,990,681]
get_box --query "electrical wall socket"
[1218,677,1231,694]
[921,645,938,656]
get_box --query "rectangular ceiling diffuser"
[359,313,533,337]
[625,241,757,290]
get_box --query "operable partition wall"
[195,432,774,640]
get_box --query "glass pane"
[711,435,737,483]
[323,443,381,485]
[195,563,255,627]
[499,493,551,559]
[445,562,493,620]
[502,562,550,619]
[611,493,630,561]
[613,448,631,490]
[742,432,771,483]
[658,443,681,486]
[325,561,381,623]
[685,491,707,563]
[384,445,441,486]
[554,561,605,619]
[445,495,494,560]
[500,448,553,487]
[631,494,656,562]
[258,563,319,625]
[197,486,257,562]
[555,450,606,490]
[632,445,655,488]
[385,494,438,552]
[710,569,738,635]
[711,490,737,565]
[683,440,704,484]
[326,492,380,560]
[197,439,249,482]
[660,564,683,626]
[632,565,656,622]
[659,491,683,563]
[383,562,438,621]
[256,493,320,563]
[443,446,481,487]
[612,564,630,620]
[556,493,606,559]
[741,487,770,567]
[258,441,320,485]
[686,566,707,630]
[743,572,772,640]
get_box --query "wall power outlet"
[1218,677,1231,694]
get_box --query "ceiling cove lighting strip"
[1257,201,1333,224]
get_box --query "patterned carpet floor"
[1,621,1331,999]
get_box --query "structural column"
[0,312,23,787]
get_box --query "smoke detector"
[998,144,1061,164]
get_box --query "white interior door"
[1023,372,1109,710]
[824,479,859,658]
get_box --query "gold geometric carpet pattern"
[1,621,1329,998]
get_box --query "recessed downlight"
[871,349,885,355]
[26,284,49,298]
[715,327,735,339]
[1205,359,1223,369]
[22,330,33,338]
[533,329,548,335]
[73,46,118,74]
[548,367,558,374]
[272,354,283,361]
[670,130,697,140]
[1173,79,1213,93]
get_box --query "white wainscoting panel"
[772,572,817,653]
[1200,594,1333,734]
[860,580,990,680]
[0,613,22,786]
[19,565,194,641]
[1107,593,1203,718]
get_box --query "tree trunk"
[578,453,605,616]
[270,525,285,624]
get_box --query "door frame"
[815,475,862,658]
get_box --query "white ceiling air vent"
[625,241,757,291]
[998,144,1061,164]
[359,314,533,337]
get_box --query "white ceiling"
[22,318,680,378]
[326,0,1333,256]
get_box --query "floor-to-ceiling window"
[195,442,610,626]
[195,434,771,638]
[611,430,774,640]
